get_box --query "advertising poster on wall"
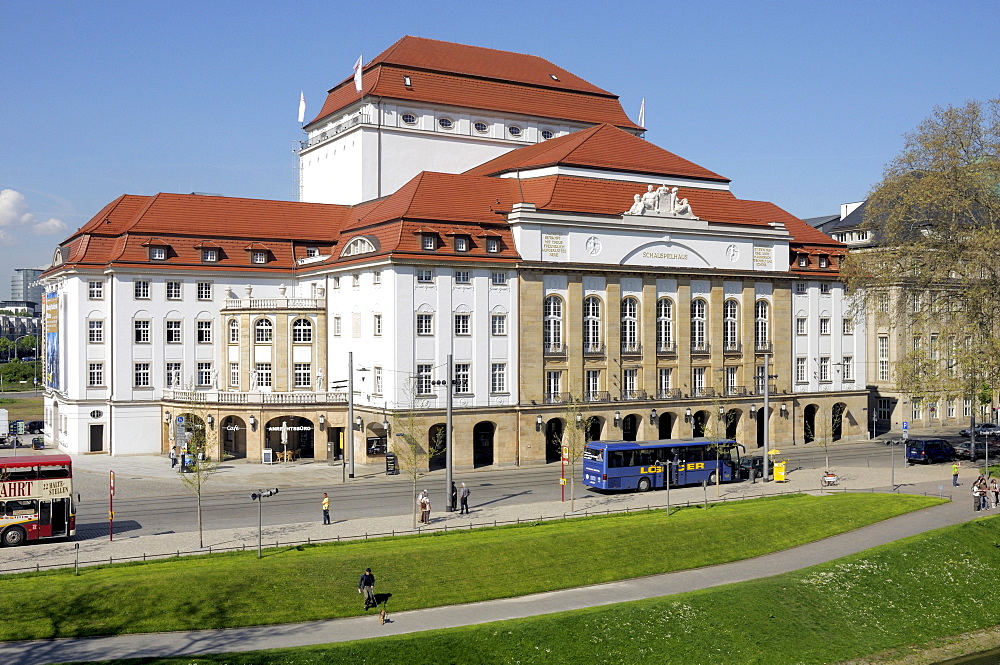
[44,291,59,391]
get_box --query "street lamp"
[613,411,621,428]
[650,409,658,425]
[535,415,544,432]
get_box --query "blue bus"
[582,438,742,491]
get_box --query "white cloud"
[0,188,67,239]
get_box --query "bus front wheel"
[707,471,717,485]
[2,527,26,547]
[637,477,652,492]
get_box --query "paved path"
[0,472,983,665]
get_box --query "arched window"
[723,299,739,352]
[228,319,239,344]
[691,299,707,351]
[755,300,770,350]
[656,298,673,351]
[583,296,602,353]
[543,296,563,352]
[292,318,313,343]
[340,236,376,257]
[254,318,273,343]
[620,297,639,353]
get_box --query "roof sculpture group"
[625,185,699,219]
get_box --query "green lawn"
[59,509,1000,665]
[0,493,938,643]
[0,395,43,421]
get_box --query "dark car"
[26,420,43,434]
[954,441,1000,461]
[905,439,955,464]
[739,456,772,480]
[959,423,1000,437]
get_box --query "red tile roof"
[740,199,845,248]
[465,124,727,182]
[310,38,639,131]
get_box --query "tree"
[842,98,1000,407]
[176,419,220,548]
[391,378,437,529]
[556,397,595,513]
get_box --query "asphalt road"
[57,440,916,542]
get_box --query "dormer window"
[151,247,166,261]
[797,254,808,267]
[202,249,218,263]
[403,75,411,87]
[422,235,437,251]
[819,256,829,268]
[306,247,319,258]
[341,236,377,257]
[455,236,469,252]
[486,238,500,253]
[252,251,267,264]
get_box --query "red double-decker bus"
[0,454,76,546]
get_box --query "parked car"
[739,456,772,480]
[954,441,1000,461]
[905,439,956,465]
[958,423,1000,437]
[25,420,43,434]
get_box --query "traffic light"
[251,488,279,501]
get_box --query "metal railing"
[620,342,642,356]
[656,388,682,399]
[543,343,567,357]
[755,341,774,354]
[582,343,606,357]
[584,391,610,403]
[621,389,648,401]
[544,392,571,404]
[299,113,370,151]
[656,342,677,356]
[723,342,742,354]
[691,342,711,355]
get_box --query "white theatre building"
[41,36,867,465]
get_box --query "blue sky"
[2,0,997,290]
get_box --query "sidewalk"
[0,473,982,665]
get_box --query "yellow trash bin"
[774,460,787,482]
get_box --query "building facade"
[41,36,867,466]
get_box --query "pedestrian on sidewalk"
[358,567,376,610]
[991,477,999,508]
[322,492,330,525]
[459,482,471,514]
[952,461,960,487]
[450,482,458,512]
[419,489,431,524]
[170,446,178,469]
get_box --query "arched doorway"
[176,413,206,459]
[657,412,674,439]
[365,421,388,460]
[725,409,741,440]
[221,416,247,459]
[803,404,819,444]
[622,414,639,441]
[473,421,495,468]
[586,417,603,443]
[428,423,446,471]
[545,419,564,463]
[832,403,846,441]
[692,410,709,437]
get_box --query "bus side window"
[5,499,37,516]
[40,466,70,479]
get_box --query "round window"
[474,121,488,133]
[541,130,554,140]
[438,117,453,130]
[401,113,417,125]
[508,126,522,137]
[90,410,103,419]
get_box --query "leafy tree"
[391,378,438,528]
[842,97,1000,409]
[176,418,220,548]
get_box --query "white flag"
[638,98,645,127]
[354,54,363,93]
[297,91,306,124]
